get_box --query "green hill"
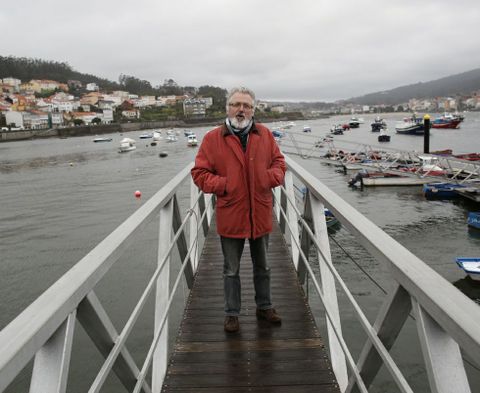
[0,55,123,91]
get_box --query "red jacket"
[191,122,286,239]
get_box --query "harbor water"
[1,112,480,392]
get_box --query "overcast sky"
[3,0,480,102]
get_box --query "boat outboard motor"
[348,170,367,188]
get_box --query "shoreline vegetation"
[0,112,322,143]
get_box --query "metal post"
[423,114,430,153]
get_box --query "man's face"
[227,92,254,128]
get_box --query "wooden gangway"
[161,221,341,393]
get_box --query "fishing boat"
[303,125,312,132]
[467,212,480,229]
[423,182,466,199]
[432,112,465,129]
[118,138,136,152]
[455,257,480,281]
[395,119,424,135]
[371,117,386,132]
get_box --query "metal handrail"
[0,162,216,393]
[2,155,480,393]
[279,155,480,392]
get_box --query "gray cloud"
[4,0,480,101]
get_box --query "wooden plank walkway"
[162,221,341,392]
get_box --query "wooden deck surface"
[161,222,341,392]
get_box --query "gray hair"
[226,87,256,110]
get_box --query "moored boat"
[153,131,163,141]
[467,212,480,229]
[303,125,312,132]
[93,137,113,143]
[371,117,386,132]
[272,129,284,138]
[423,182,467,199]
[431,116,462,129]
[378,129,391,142]
[348,170,430,187]
[349,117,361,128]
[187,134,198,147]
[395,120,424,135]
[118,137,136,152]
[454,153,480,161]
[139,133,153,139]
[330,125,344,135]
[324,208,340,229]
[455,257,480,281]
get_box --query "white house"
[2,78,21,91]
[5,111,24,128]
[86,83,99,91]
[183,99,206,118]
[102,109,114,123]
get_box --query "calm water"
[1,112,480,392]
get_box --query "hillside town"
[0,77,222,130]
[1,76,480,130]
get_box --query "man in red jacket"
[191,87,286,333]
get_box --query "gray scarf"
[225,118,253,137]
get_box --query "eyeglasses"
[228,102,254,110]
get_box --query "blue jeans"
[220,235,272,316]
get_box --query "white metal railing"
[0,162,215,393]
[275,155,480,393]
[2,156,480,392]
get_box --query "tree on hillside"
[118,74,156,95]
[198,85,227,112]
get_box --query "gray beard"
[229,117,251,129]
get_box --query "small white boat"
[93,137,112,143]
[153,131,163,141]
[187,134,198,147]
[139,133,153,139]
[166,132,178,143]
[303,125,312,132]
[455,257,480,281]
[118,138,136,152]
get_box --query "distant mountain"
[346,68,480,105]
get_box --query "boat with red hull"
[431,118,462,129]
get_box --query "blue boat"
[325,208,340,228]
[467,212,480,229]
[455,257,480,281]
[423,182,467,199]
[272,129,284,138]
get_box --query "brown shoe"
[224,316,240,332]
[256,308,282,324]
